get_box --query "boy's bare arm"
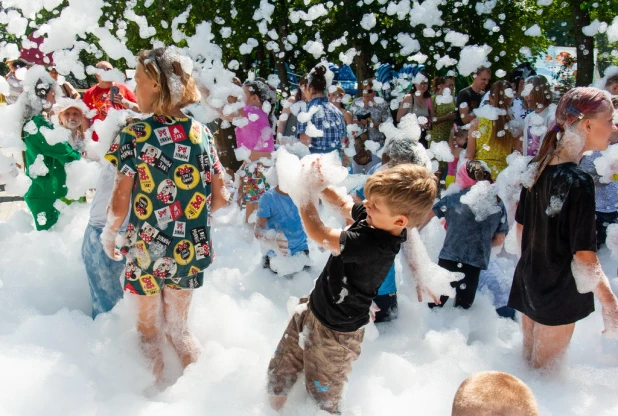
[299,200,343,254]
[321,186,354,221]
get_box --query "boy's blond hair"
[364,164,437,228]
[452,372,539,416]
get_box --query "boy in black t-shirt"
[267,164,437,414]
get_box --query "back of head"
[364,164,437,228]
[525,75,552,110]
[488,79,513,111]
[452,372,539,416]
[532,86,613,183]
[382,136,431,169]
[244,77,277,110]
[466,160,492,183]
[307,63,328,93]
[137,46,200,115]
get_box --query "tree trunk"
[274,0,290,94]
[353,46,372,97]
[570,1,594,86]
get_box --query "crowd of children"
[5,47,618,414]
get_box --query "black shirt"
[309,203,407,332]
[455,86,484,126]
[508,163,596,326]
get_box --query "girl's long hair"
[486,80,516,154]
[531,87,613,185]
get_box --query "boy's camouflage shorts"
[267,298,364,414]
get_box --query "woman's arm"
[396,94,412,122]
[573,251,618,335]
[465,119,479,160]
[210,172,230,213]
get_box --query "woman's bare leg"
[521,314,535,363]
[134,293,164,383]
[530,321,575,369]
[162,288,201,368]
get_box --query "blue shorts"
[81,223,125,318]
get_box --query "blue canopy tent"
[329,63,357,95]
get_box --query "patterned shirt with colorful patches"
[105,115,223,294]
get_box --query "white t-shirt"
[89,162,130,230]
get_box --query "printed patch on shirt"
[105,154,118,167]
[133,193,153,220]
[169,125,187,142]
[138,274,160,296]
[153,257,177,279]
[188,266,201,276]
[123,262,141,281]
[126,122,152,143]
[133,240,151,269]
[124,283,139,295]
[119,140,137,163]
[154,201,182,229]
[156,179,177,204]
[153,115,178,125]
[190,226,209,260]
[173,221,186,238]
[174,143,191,162]
[119,164,136,178]
[151,231,173,256]
[136,163,155,194]
[187,275,202,289]
[139,221,159,243]
[154,153,173,174]
[196,152,212,186]
[174,164,200,190]
[154,127,173,146]
[185,192,207,220]
[139,143,162,166]
[173,239,195,265]
[189,123,202,144]
[154,206,173,228]
[125,223,137,246]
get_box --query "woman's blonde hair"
[364,164,437,228]
[137,47,200,115]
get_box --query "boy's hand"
[275,232,289,256]
[416,281,441,305]
[369,301,381,322]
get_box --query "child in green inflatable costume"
[21,71,81,230]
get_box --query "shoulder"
[553,164,594,192]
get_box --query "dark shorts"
[373,294,398,323]
[121,260,205,296]
[429,259,481,309]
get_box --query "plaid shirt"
[297,97,346,152]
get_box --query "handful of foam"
[276,148,348,207]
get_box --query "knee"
[137,322,162,345]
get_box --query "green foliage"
[0,0,615,86]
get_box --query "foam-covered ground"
[1,202,618,416]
